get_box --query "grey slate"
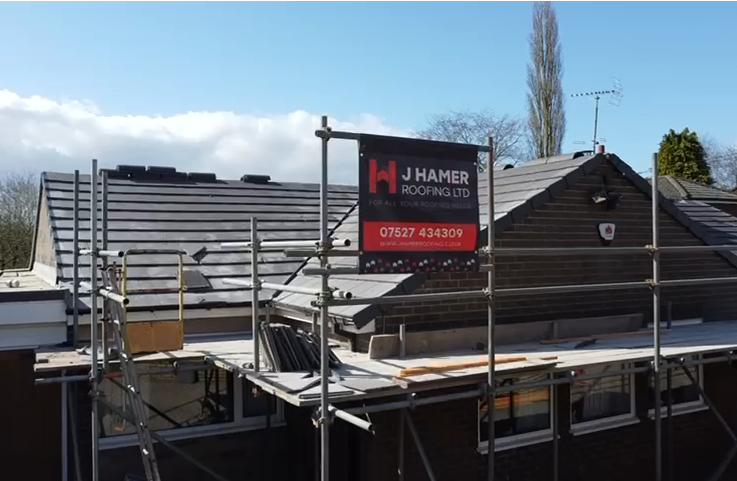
[41,171,357,313]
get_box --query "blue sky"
[0,1,735,178]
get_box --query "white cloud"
[0,89,410,184]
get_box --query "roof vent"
[188,172,218,182]
[240,174,272,184]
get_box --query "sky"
[0,1,735,184]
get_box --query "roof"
[36,320,737,407]
[40,170,357,313]
[656,176,737,203]
[0,269,66,303]
[672,200,737,248]
[274,153,737,329]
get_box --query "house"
[0,269,68,479]
[31,151,737,481]
[656,175,737,217]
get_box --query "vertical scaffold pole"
[72,170,80,347]
[319,115,331,481]
[101,169,109,371]
[251,216,260,373]
[89,159,100,481]
[652,152,662,481]
[486,136,496,481]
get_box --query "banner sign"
[357,134,480,274]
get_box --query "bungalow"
[31,148,737,481]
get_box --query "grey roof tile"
[653,176,737,203]
[42,171,358,313]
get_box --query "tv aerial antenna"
[571,78,624,153]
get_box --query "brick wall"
[378,159,737,334]
[354,362,737,481]
[0,349,61,481]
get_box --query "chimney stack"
[597,145,605,154]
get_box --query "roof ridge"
[673,175,737,195]
[661,175,691,199]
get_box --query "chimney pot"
[597,145,605,154]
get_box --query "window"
[98,363,283,449]
[570,363,637,434]
[478,373,552,452]
[647,355,705,416]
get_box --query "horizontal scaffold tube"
[222,278,353,299]
[79,282,129,305]
[220,238,351,251]
[79,249,124,257]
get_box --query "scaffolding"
[35,117,737,481]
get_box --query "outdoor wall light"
[590,190,622,210]
[590,175,622,211]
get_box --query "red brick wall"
[379,159,737,334]
[354,362,737,481]
[0,349,61,481]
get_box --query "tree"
[702,135,737,189]
[526,1,566,159]
[0,171,39,270]
[657,128,713,185]
[415,109,527,170]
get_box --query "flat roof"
[36,321,737,407]
[0,270,66,303]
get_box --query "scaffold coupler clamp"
[314,125,333,140]
[311,406,334,428]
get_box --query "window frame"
[647,354,706,419]
[99,367,284,451]
[569,362,638,436]
[477,373,555,453]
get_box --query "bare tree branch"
[702,135,737,189]
[526,1,566,158]
[414,109,527,170]
[0,170,39,270]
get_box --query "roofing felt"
[273,153,737,329]
[656,176,737,203]
[40,170,357,312]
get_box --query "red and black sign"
[358,134,480,274]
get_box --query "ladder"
[102,267,162,481]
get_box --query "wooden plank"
[127,321,184,354]
[396,355,558,378]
